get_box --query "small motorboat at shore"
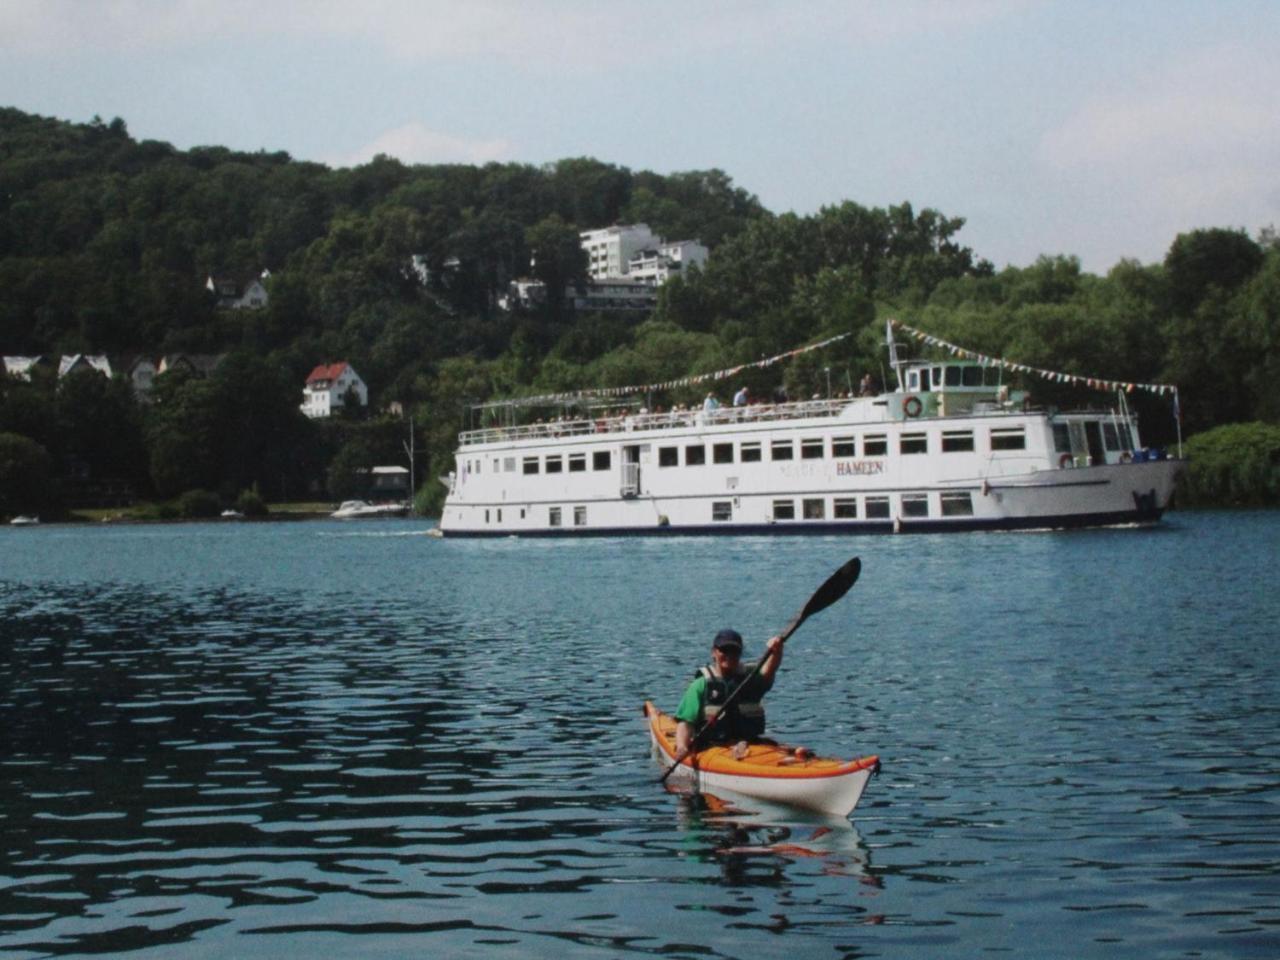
[644,701,879,818]
[9,515,40,526]
[330,500,410,519]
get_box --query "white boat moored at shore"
[331,500,410,519]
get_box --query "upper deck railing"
[458,397,853,447]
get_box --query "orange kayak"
[645,701,879,817]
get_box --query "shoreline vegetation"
[1,108,1277,518]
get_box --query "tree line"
[0,107,1276,516]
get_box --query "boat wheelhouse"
[438,329,1184,537]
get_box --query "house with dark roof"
[206,271,269,309]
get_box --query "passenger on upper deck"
[703,392,720,412]
[859,373,875,396]
[733,386,749,407]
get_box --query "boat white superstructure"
[438,331,1184,537]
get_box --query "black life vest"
[696,662,767,742]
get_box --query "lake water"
[1,511,1277,959]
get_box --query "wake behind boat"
[645,702,879,818]
[438,321,1184,537]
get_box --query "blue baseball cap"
[713,629,743,652]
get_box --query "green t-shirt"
[674,665,771,729]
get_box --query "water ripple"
[1,514,1278,958]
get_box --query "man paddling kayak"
[674,628,784,760]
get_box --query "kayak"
[644,701,879,818]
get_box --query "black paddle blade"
[779,556,860,641]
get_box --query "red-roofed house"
[301,362,368,419]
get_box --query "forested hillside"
[1,108,1276,516]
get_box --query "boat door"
[1084,421,1106,465]
[621,444,642,498]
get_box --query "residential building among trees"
[301,362,368,418]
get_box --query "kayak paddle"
[658,555,861,784]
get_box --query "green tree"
[0,431,57,516]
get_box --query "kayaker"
[674,628,784,760]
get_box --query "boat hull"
[645,701,878,818]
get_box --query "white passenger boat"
[438,323,1184,537]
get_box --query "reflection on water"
[1,514,1279,958]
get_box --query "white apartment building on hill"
[580,224,660,281]
[579,224,708,284]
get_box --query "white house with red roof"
[301,362,368,419]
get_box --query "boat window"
[685,444,706,466]
[658,446,679,467]
[932,367,943,389]
[801,438,824,460]
[1102,422,1120,451]
[902,493,929,517]
[712,501,732,522]
[545,455,563,473]
[574,506,587,526]
[713,442,734,464]
[992,428,1027,451]
[497,508,502,522]
[569,453,586,472]
[803,498,825,519]
[942,430,975,452]
[1052,423,1071,454]
[771,440,794,461]
[985,366,1002,386]
[834,497,858,518]
[901,432,928,454]
[941,492,974,516]
[918,368,930,391]
[485,509,490,523]
[962,366,984,387]
[741,441,762,462]
[832,436,855,457]
[772,499,796,520]
[863,434,888,456]
[504,457,516,472]
[593,450,612,470]
[945,366,962,387]
[908,370,919,391]
[549,507,561,526]
[492,459,499,472]
[865,496,890,518]
[523,457,540,475]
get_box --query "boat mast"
[886,318,907,392]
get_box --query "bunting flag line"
[480,332,851,409]
[890,319,1179,399]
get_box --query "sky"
[2,0,1278,274]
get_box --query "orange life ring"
[903,395,923,418]
[1059,453,1074,468]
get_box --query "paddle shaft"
[657,557,861,785]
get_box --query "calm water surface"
[1,512,1277,959]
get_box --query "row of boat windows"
[476,492,976,526]
[1054,421,1133,453]
[655,429,1026,467]
[464,428,1032,476]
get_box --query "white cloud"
[330,121,511,168]
[0,0,1030,65]
[1039,43,1280,233]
